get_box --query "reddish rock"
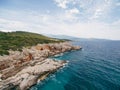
[35,45,43,50]
[0,64,9,70]
[14,61,22,67]
[23,53,33,62]
[42,45,51,50]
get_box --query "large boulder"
[19,75,38,90]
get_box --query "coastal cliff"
[0,42,81,90]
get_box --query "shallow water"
[30,40,120,90]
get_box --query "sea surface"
[30,40,120,90]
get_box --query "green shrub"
[0,31,65,55]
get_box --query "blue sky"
[0,0,120,40]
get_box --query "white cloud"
[0,18,28,31]
[91,9,103,19]
[54,0,113,21]
[68,8,79,14]
[0,12,120,40]
[0,0,120,40]
[54,0,70,9]
[64,8,79,20]
[116,2,120,6]
[45,21,120,40]
[90,0,112,20]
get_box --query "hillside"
[0,31,65,55]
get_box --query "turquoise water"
[30,40,120,90]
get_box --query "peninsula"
[0,31,81,90]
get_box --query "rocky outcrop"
[0,42,81,90]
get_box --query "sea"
[30,40,120,90]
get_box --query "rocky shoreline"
[0,42,81,90]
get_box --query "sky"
[0,0,120,40]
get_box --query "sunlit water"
[30,40,120,90]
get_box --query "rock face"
[0,42,81,90]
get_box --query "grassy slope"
[0,31,64,55]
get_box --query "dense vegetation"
[0,31,65,55]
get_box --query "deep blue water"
[30,40,120,90]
